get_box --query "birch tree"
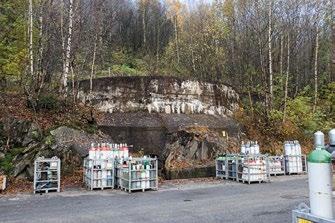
[28,0,34,79]
[283,34,290,122]
[63,0,74,96]
[268,0,273,110]
[90,34,97,94]
[313,26,320,113]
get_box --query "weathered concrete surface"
[77,76,239,116]
[77,76,241,179]
[0,176,314,223]
[98,112,241,160]
[165,166,216,179]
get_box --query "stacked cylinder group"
[241,141,260,155]
[284,141,303,174]
[84,143,130,190]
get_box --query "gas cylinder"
[89,143,96,160]
[307,149,333,219]
[314,131,325,148]
[254,141,260,154]
[284,141,291,156]
[329,129,335,146]
[250,143,255,155]
[241,141,246,154]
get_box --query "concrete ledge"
[164,166,216,180]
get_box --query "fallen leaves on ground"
[61,170,84,190]
[0,177,32,195]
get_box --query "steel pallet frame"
[268,155,286,176]
[216,154,270,184]
[120,157,158,193]
[215,158,226,179]
[83,158,115,190]
[114,158,123,189]
[215,154,241,181]
[236,154,270,184]
[285,155,307,175]
[34,157,61,194]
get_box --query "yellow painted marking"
[297,218,313,223]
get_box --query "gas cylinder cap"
[308,149,332,163]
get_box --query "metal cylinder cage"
[216,154,308,184]
[83,157,158,193]
[33,156,61,194]
[83,158,115,190]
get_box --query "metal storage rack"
[120,157,158,193]
[83,158,115,190]
[34,157,61,194]
[292,203,335,223]
[284,155,307,175]
[114,158,123,188]
[268,156,286,176]
[216,154,270,184]
[237,154,270,184]
[215,154,240,180]
[215,156,227,179]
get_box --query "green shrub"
[37,94,60,110]
[0,147,25,174]
[111,64,146,76]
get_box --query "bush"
[37,94,60,110]
[0,147,24,174]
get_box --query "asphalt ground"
[0,175,324,223]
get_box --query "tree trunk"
[313,26,319,113]
[156,20,160,72]
[59,0,66,94]
[71,65,76,103]
[90,34,98,94]
[332,0,335,82]
[174,16,180,64]
[190,36,196,74]
[37,14,42,84]
[268,0,273,110]
[283,34,290,122]
[28,0,34,79]
[63,0,74,96]
[280,34,284,77]
[37,8,45,97]
[248,74,254,118]
[254,1,266,108]
[142,2,147,48]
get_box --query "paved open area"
[0,175,318,223]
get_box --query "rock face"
[163,126,239,174]
[77,76,239,117]
[0,117,110,179]
[49,126,112,157]
[1,117,42,149]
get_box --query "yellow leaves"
[222,0,235,19]
[167,0,182,14]
[166,0,185,28]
